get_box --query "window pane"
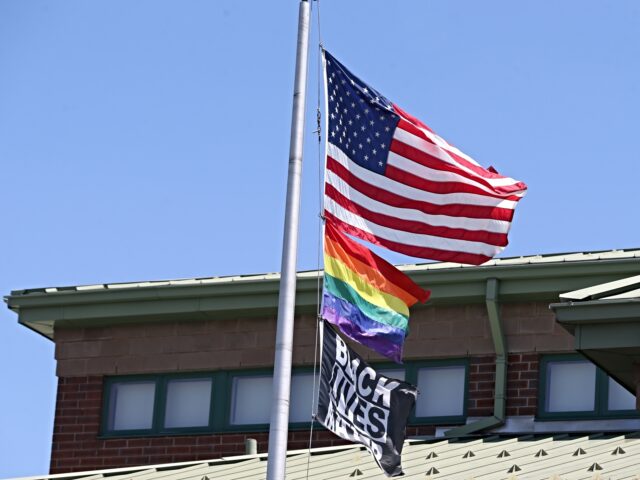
[546,361,596,412]
[378,369,406,381]
[416,366,465,417]
[608,377,636,411]
[109,381,155,431]
[164,378,212,428]
[230,373,321,425]
[290,373,318,423]
[230,375,272,425]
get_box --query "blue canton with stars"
[325,51,399,175]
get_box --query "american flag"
[323,50,528,265]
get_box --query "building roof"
[551,274,640,393]
[6,248,640,340]
[7,434,640,480]
[9,248,640,297]
[559,274,640,302]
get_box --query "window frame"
[407,358,469,425]
[101,374,160,437]
[537,354,639,420]
[100,359,471,437]
[224,368,273,432]
[101,372,224,437]
[223,367,320,432]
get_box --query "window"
[230,374,272,425]
[102,370,321,436]
[102,360,470,437]
[102,374,217,436]
[289,373,319,423]
[608,377,636,411]
[416,365,466,418]
[107,380,156,432]
[539,355,638,419]
[545,360,596,412]
[229,372,318,426]
[410,361,468,423]
[377,368,406,381]
[164,378,213,428]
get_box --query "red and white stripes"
[324,104,527,265]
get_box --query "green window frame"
[223,367,319,432]
[407,359,469,425]
[100,369,320,437]
[101,372,226,437]
[537,354,639,420]
[100,360,470,437]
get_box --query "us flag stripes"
[323,50,527,265]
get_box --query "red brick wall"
[51,357,541,473]
[53,302,573,378]
[467,354,539,417]
[50,300,569,473]
[50,375,435,474]
[505,353,539,416]
[467,356,496,417]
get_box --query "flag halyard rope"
[306,1,325,479]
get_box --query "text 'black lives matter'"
[317,323,417,477]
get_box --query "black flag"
[317,323,417,477]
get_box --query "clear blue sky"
[1,1,638,477]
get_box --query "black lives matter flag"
[317,323,417,477]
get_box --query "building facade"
[6,249,640,474]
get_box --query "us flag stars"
[324,51,399,175]
[322,49,528,266]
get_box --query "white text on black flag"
[317,324,417,477]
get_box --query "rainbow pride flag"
[321,221,430,363]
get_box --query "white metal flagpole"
[266,1,311,479]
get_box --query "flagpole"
[266,1,311,480]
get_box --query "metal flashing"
[559,274,640,301]
[5,248,640,341]
[9,248,640,298]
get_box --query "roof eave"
[6,254,640,341]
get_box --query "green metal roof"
[551,274,640,393]
[9,248,640,297]
[6,248,640,340]
[6,434,640,480]
[559,275,640,301]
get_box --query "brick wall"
[467,354,539,417]
[50,355,543,473]
[505,353,539,416]
[54,314,319,377]
[50,300,573,473]
[467,356,496,417]
[54,301,573,377]
[50,375,435,474]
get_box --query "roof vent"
[612,446,626,455]
[587,463,603,472]
[462,450,475,458]
[201,476,210,480]
[349,468,364,477]
[507,465,521,473]
[497,450,510,458]
[426,452,438,459]
[573,448,587,456]
[425,467,440,475]
[534,449,548,457]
